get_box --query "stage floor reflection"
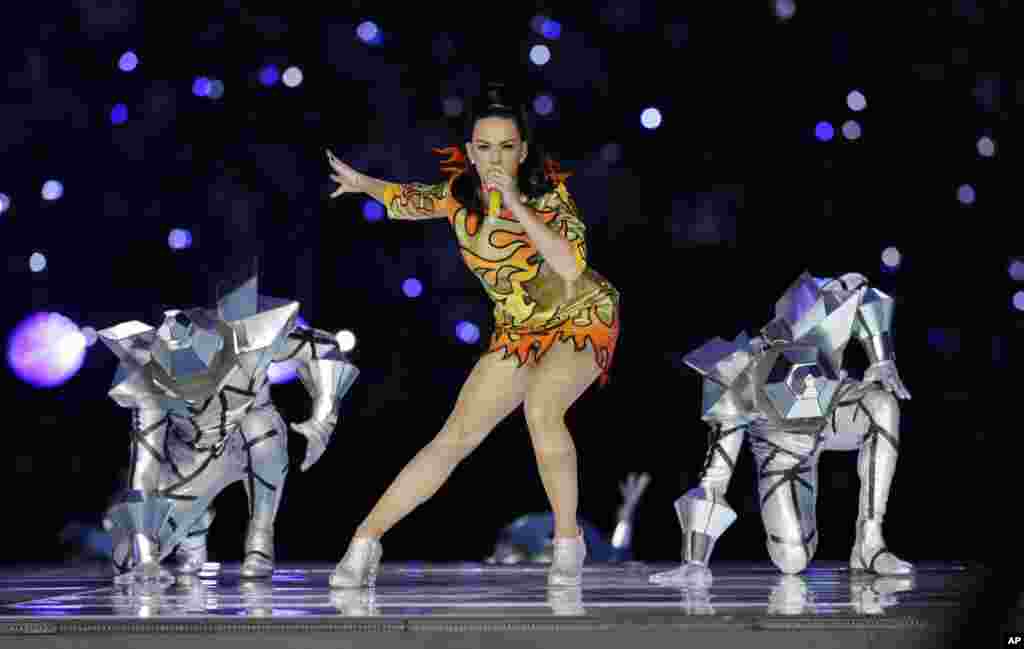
[0,560,983,621]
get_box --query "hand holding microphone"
[483,167,518,217]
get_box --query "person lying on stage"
[325,82,621,588]
[651,272,913,585]
[486,472,650,565]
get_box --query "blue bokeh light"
[456,321,480,344]
[110,103,128,125]
[363,200,385,222]
[192,77,211,97]
[168,228,193,250]
[118,51,139,72]
[356,21,383,45]
[41,180,63,201]
[814,121,834,142]
[259,65,280,87]
[402,278,423,298]
[541,19,562,39]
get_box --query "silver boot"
[240,525,275,578]
[849,519,913,575]
[174,510,214,575]
[548,531,586,587]
[330,537,382,588]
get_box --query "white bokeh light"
[842,120,862,140]
[882,247,902,268]
[1014,291,1024,312]
[356,21,379,43]
[207,79,225,100]
[30,252,47,272]
[641,108,662,129]
[1010,260,1024,281]
[977,136,995,157]
[774,0,796,20]
[336,329,357,352]
[0,193,9,214]
[283,66,304,88]
[42,180,63,201]
[529,44,551,66]
[847,90,867,111]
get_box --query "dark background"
[1,1,1016,613]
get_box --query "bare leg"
[353,351,529,539]
[523,340,602,540]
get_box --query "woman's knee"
[431,418,481,463]
[523,399,566,433]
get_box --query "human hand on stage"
[326,149,365,198]
[482,166,521,205]
[291,419,331,471]
[863,360,911,400]
[616,472,651,521]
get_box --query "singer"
[324,83,620,587]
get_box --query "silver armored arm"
[823,273,910,399]
[274,326,360,470]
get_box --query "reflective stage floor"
[0,561,991,648]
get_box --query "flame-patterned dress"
[380,148,621,385]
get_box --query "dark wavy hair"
[450,83,556,214]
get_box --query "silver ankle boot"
[548,531,586,587]
[240,526,275,579]
[849,519,913,575]
[330,537,382,588]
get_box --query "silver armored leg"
[750,432,821,574]
[239,406,289,578]
[651,424,744,585]
[825,387,912,574]
[174,509,215,574]
[107,490,177,584]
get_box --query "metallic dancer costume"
[380,148,621,384]
[487,472,650,564]
[100,273,359,583]
[651,272,913,582]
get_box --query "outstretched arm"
[272,325,359,470]
[326,149,452,220]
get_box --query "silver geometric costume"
[652,272,913,583]
[99,273,359,583]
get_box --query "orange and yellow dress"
[380,148,621,385]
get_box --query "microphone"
[488,189,501,218]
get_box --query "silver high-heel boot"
[330,537,383,588]
[548,530,586,587]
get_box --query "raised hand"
[290,419,331,471]
[616,472,651,521]
[326,149,365,199]
[481,166,521,205]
